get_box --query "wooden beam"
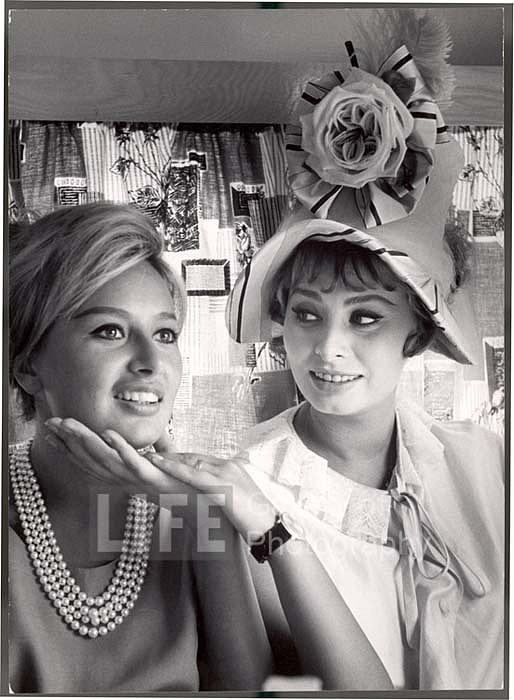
[443,65,504,126]
[8,56,503,125]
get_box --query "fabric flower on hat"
[300,69,413,189]
[286,44,450,228]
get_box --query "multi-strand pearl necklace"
[9,440,158,639]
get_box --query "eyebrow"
[72,306,178,322]
[289,288,322,301]
[343,294,397,307]
[290,288,397,307]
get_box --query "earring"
[167,416,174,441]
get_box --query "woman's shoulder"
[430,418,503,457]
[240,405,299,452]
[238,405,312,492]
[400,400,503,476]
[429,418,504,485]
[398,400,504,497]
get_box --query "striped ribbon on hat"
[286,44,450,228]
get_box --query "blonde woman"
[10,203,391,692]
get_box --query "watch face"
[281,512,306,540]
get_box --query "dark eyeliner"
[350,309,383,325]
[155,327,178,343]
[92,323,124,339]
[291,305,319,322]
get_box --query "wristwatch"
[250,512,306,563]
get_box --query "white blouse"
[240,399,504,690]
[242,402,418,688]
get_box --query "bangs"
[289,240,399,293]
[269,238,437,356]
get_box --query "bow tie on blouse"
[388,481,450,649]
[387,406,488,652]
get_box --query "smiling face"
[30,261,183,448]
[283,260,417,420]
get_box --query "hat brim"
[226,218,478,365]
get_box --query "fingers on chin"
[60,418,90,436]
[102,429,122,444]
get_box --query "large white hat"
[226,10,477,365]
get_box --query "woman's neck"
[294,400,397,490]
[27,431,129,567]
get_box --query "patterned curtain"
[8,121,505,444]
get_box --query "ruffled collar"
[245,399,444,546]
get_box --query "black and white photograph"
[5,2,508,695]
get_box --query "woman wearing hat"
[44,10,503,690]
[226,11,504,689]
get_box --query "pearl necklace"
[9,440,158,639]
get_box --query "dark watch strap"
[250,515,292,563]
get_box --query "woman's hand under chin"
[44,417,184,500]
[44,418,277,542]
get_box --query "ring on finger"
[194,459,205,472]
